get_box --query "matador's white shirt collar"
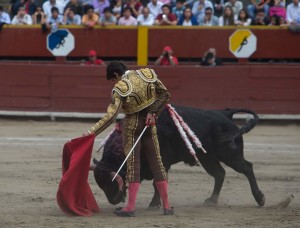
[122,70,131,79]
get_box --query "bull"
[93,105,265,208]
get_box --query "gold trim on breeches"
[123,111,167,183]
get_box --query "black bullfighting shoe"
[114,207,135,217]
[163,207,174,215]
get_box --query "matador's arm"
[88,92,123,136]
[148,79,170,115]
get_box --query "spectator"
[99,7,117,25]
[80,0,91,6]
[63,7,81,24]
[286,0,300,24]
[147,0,163,18]
[192,0,213,20]
[111,0,124,20]
[172,0,185,19]
[91,0,110,16]
[118,6,138,25]
[201,52,216,66]
[201,48,222,66]
[0,5,12,25]
[269,14,286,25]
[247,0,270,20]
[198,6,219,25]
[85,50,106,65]
[160,0,172,5]
[219,5,235,25]
[64,0,83,16]
[154,46,179,66]
[177,6,199,25]
[125,0,143,18]
[184,0,197,8]
[251,8,269,25]
[224,0,243,18]
[57,0,69,7]
[12,6,33,24]
[235,8,252,26]
[81,4,99,28]
[32,6,46,24]
[137,7,155,25]
[211,0,224,17]
[43,0,64,17]
[46,6,63,32]
[11,0,37,16]
[154,4,177,25]
[270,0,286,20]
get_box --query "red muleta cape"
[56,134,100,216]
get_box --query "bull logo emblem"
[48,30,69,51]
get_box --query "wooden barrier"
[1,26,300,63]
[0,63,299,114]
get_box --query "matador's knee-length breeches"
[123,110,167,183]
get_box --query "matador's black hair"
[106,61,128,80]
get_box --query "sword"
[112,126,148,182]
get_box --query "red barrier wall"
[0,63,299,114]
[147,28,300,59]
[1,26,300,59]
[0,27,137,57]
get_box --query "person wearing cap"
[85,50,105,65]
[154,46,179,66]
[87,61,174,217]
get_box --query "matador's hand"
[145,113,157,126]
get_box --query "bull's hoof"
[255,191,265,207]
[147,205,160,211]
[114,208,135,217]
[203,197,218,206]
[148,199,161,210]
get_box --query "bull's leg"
[199,156,226,206]
[147,182,162,210]
[227,159,265,206]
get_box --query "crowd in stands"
[0,0,300,28]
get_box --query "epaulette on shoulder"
[136,68,157,82]
[113,78,132,97]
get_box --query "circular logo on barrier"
[47,29,75,56]
[229,29,257,58]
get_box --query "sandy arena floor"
[0,119,299,228]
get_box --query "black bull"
[93,105,265,208]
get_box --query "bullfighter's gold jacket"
[88,68,170,136]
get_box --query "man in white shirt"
[286,0,300,24]
[12,6,33,25]
[192,0,213,19]
[43,0,64,17]
[0,6,11,24]
[147,0,163,18]
[46,6,64,32]
[137,7,155,25]
[118,6,137,25]
[224,0,243,17]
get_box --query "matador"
[88,61,174,217]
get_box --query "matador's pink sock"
[155,180,170,209]
[122,182,140,212]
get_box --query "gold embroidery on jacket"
[117,70,158,114]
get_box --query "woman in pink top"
[270,0,286,19]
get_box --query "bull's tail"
[220,109,259,143]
